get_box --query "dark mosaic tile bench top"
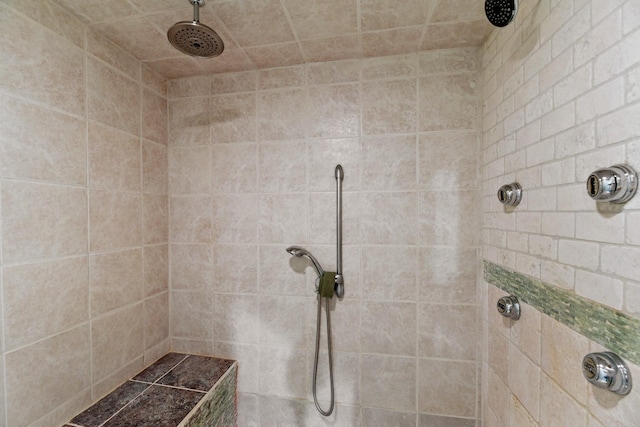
[64,353,237,427]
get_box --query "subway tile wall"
[0,1,169,425]
[168,50,483,425]
[482,0,640,426]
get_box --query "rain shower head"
[286,246,325,277]
[167,0,224,58]
[485,0,518,27]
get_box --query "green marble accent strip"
[184,362,238,427]
[484,260,640,366]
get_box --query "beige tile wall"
[482,0,640,426]
[168,48,482,425]
[0,1,169,425]
[8,1,638,426]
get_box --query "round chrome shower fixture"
[485,0,518,27]
[167,0,224,58]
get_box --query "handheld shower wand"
[286,244,335,415]
[286,246,324,277]
[285,164,345,416]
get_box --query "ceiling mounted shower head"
[485,0,518,27]
[167,0,224,58]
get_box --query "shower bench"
[64,353,237,427]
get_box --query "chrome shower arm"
[190,0,202,22]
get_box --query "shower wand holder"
[334,274,344,298]
[318,272,336,298]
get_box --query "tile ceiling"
[52,0,493,79]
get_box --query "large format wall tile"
[2,181,87,263]
[419,190,479,246]
[307,138,362,192]
[362,354,416,411]
[89,190,142,252]
[418,303,477,360]
[361,301,417,356]
[143,140,168,194]
[361,245,417,301]
[0,95,86,185]
[5,326,91,427]
[143,194,168,244]
[86,27,140,81]
[258,296,307,348]
[91,304,144,383]
[0,4,85,116]
[211,143,258,193]
[256,88,307,141]
[360,192,418,245]
[142,88,168,145]
[169,146,212,195]
[362,79,416,135]
[216,244,258,294]
[210,92,257,143]
[258,141,307,193]
[418,358,476,417]
[144,244,168,297]
[169,97,211,146]
[144,292,169,350]
[258,346,306,399]
[87,57,140,135]
[212,194,259,243]
[171,291,213,340]
[213,294,259,344]
[3,257,88,351]
[88,122,141,192]
[258,193,307,244]
[418,131,479,190]
[418,74,478,131]
[307,83,360,138]
[170,244,215,291]
[90,249,143,317]
[169,196,212,243]
[418,247,477,304]
[361,134,417,191]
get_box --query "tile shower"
[0,1,639,427]
[167,48,481,426]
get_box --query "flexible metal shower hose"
[312,294,335,416]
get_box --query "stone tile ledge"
[64,353,237,427]
[484,260,640,366]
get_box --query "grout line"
[95,383,153,427]
[0,267,6,427]
[83,24,95,403]
[139,57,147,363]
[414,63,421,426]
[131,380,208,395]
